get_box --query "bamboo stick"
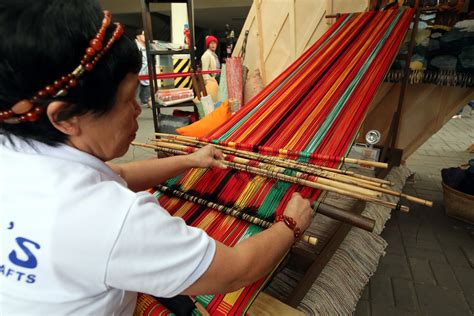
[154,133,394,186]
[153,140,382,198]
[153,138,432,207]
[156,184,318,246]
[133,142,410,212]
[154,133,389,169]
[159,138,388,188]
[153,135,391,188]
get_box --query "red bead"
[37,90,47,97]
[80,60,86,66]
[113,25,124,40]
[45,85,55,95]
[90,39,102,51]
[26,111,38,122]
[5,110,13,118]
[53,80,62,89]
[18,115,26,122]
[85,63,93,71]
[0,112,4,120]
[61,76,69,83]
[68,78,77,87]
[34,106,44,114]
[91,60,97,65]
[11,99,34,114]
[96,32,104,41]
[32,96,39,101]
[86,47,95,56]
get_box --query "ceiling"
[98,0,252,34]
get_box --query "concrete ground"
[356,114,474,316]
[119,107,474,316]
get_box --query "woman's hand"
[283,193,313,231]
[189,145,227,169]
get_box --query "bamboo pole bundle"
[153,140,382,199]
[132,142,411,212]
[152,137,432,207]
[155,133,388,169]
[155,133,393,186]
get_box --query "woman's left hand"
[189,145,227,169]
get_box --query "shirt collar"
[0,135,126,186]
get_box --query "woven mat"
[265,166,412,315]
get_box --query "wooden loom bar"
[155,133,389,169]
[154,133,392,186]
[155,184,318,245]
[133,142,410,212]
[156,183,375,233]
[156,137,388,189]
[153,138,432,207]
[153,141,382,198]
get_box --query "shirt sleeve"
[105,192,216,297]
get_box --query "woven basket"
[442,182,474,224]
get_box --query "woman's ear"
[46,101,81,136]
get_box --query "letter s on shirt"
[8,237,41,269]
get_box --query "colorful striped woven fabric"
[136,8,414,316]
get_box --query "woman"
[0,1,312,314]
[201,35,220,83]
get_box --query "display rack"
[140,0,197,133]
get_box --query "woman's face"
[209,41,217,52]
[69,73,141,161]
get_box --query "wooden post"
[255,0,267,82]
[289,0,297,60]
[390,0,421,149]
[326,0,334,24]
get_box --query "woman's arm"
[182,193,313,295]
[107,145,225,192]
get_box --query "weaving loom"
[135,7,414,316]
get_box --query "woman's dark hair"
[0,0,141,145]
[135,28,144,37]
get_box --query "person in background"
[201,35,220,83]
[135,29,151,108]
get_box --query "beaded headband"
[0,10,124,124]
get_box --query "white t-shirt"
[0,135,216,315]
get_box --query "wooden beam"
[391,1,421,148]
[326,0,334,25]
[233,4,256,57]
[255,0,267,82]
[249,293,304,316]
[289,0,296,60]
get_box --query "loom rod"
[154,133,389,169]
[155,137,388,189]
[152,138,432,207]
[156,137,397,196]
[155,184,318,246]
[133,142,410,212]
[153,134,393,186]
[153,141,382,199]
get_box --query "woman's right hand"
[283,192,313,231]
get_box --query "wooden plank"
[249,292,304,316]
